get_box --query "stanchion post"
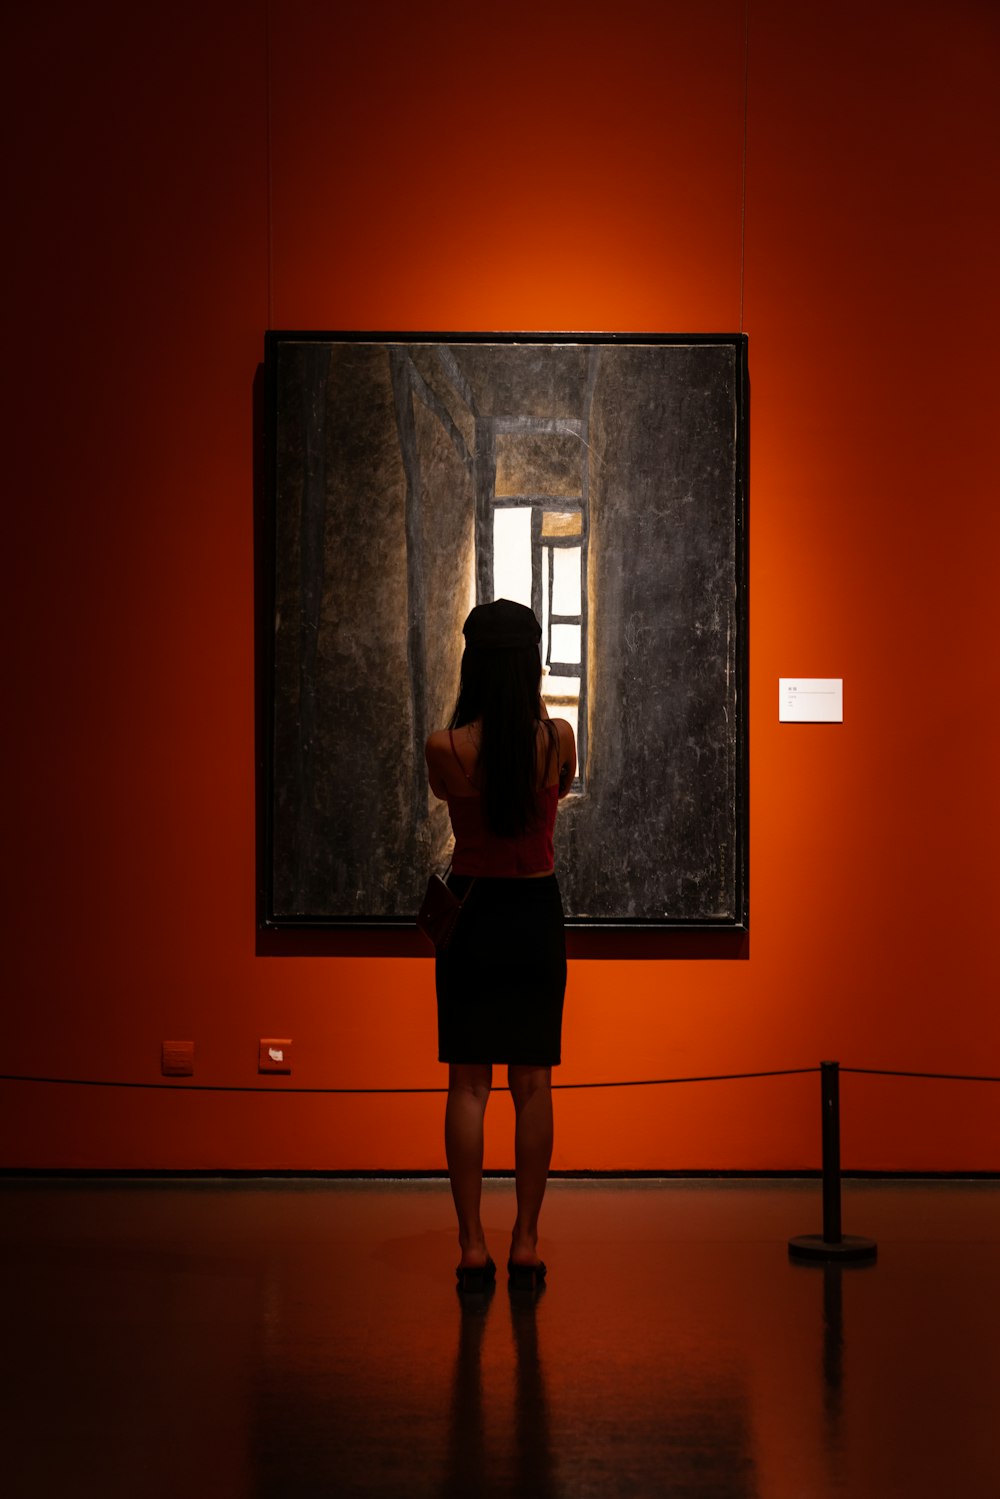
[820,1060,842,1244]
[789,1060,877,1263]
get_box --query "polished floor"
[2,1177,999,1497]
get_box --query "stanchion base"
[788,1234,878,1263]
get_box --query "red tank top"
[446,725,559,877]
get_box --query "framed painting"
[262,332,747,929]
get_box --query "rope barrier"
[5,1066,1000,1093]
[0,1075,445,1095]
[0,1067,818,1095]
[555,1067,816,1090]
[7,1062,994,1267]
[842,1067,1000,1084]
[6,1061,997,1263]
[4,1066,998,1094]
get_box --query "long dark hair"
[449,641,544,837]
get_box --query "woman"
[425,598,576,1294]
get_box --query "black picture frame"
[261,331,748,930]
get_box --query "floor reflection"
[440,1277,560,1499]
[440,1280,557,1497]
[508,1285,557,1499]
[2,1178,999,1497]
[440,1282,497,1497]
[790,1253,881,1491]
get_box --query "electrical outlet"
[259,1038,292,1074]
[162,1040,194,1076]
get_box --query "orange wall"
[3,0,999,1171]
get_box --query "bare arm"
[425,735,449,801]
[555,719,577,797]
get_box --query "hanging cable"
[842,1067,1000,1084]
[0,1067,818,1096]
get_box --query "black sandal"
[456,1256,497,1294]
[507,1258,547,1291]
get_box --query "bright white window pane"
[552,546,582,615]
[541,702,578,763]
[493,508,532,608]
[550,623,581,664]
[541,544,550,656]
[542,672,579,702]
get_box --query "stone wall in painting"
[267,338,744,926]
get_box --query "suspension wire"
[554,1067,815,1090]
[0,1075,444,1095]
[5,1066,997,1093]
[842,1067,1000,1085]
[0,1067,818,1096]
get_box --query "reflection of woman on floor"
[426,599,576,1294]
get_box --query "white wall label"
[779,678,843,723]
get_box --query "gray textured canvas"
[266,336,746,926]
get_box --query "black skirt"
[436,875,566,1066]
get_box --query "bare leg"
[508,1064,553,1266]
[445,1062,493,1268]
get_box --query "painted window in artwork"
[492,506,532,605]
[490,494,587,789]
[267,334,747,929]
